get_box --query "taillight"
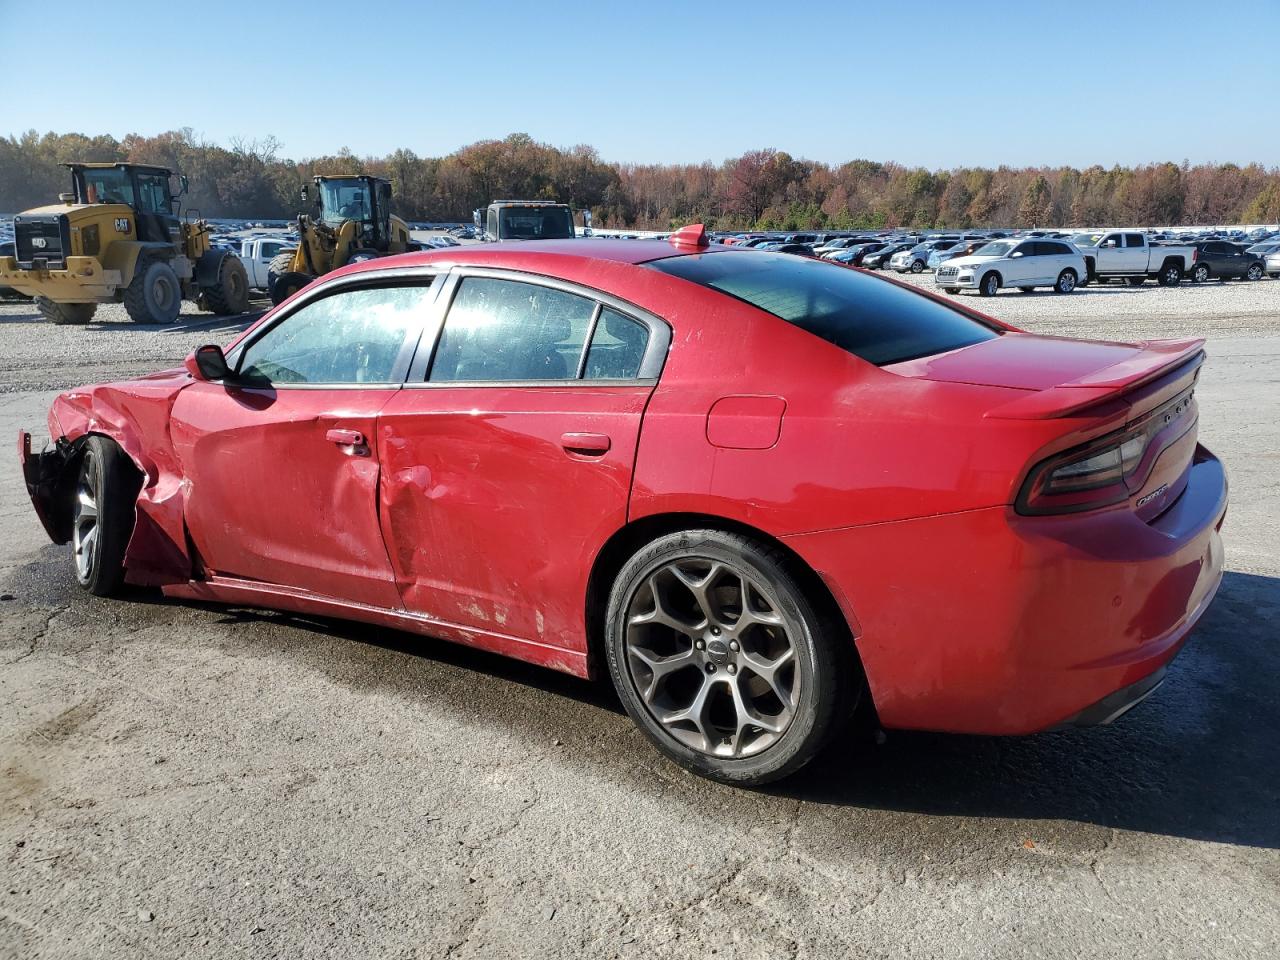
[1016,388,1196,515]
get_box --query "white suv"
[934,238,1086,296]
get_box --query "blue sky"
[2,0,1277,168]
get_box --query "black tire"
[604,529,857,786]
[269,271,312,306]
[910,259,926,274]
[1054,268,1078,294]
[201,254,250,315]
[943,287,960,295]
[1018,286,1035,293]
[1192,264,1211,283]
[123,255,181,324]
[1126,277,1146,287]
[266,251,298,300]
[978,272,1000,297]
[35,297,96,325]
[1158,262,1183,286]
[71,436,142,597]
[1246,263,1264,281]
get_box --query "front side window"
[975,241,1014,257]
[135,174,171,215]
[429,278,595,382]
[238,283,431,385]
[1012,243,1035,258]
[649,252,997,366]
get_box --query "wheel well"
[982,270,1001,286]
[1160,256,1180,272]
[583,512,859,682]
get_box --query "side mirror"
[185,344,231,382]
[1010,251,1024,258]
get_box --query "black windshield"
[648,251,998,365]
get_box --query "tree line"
[3,129,1278,229]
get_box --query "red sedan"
[19,225,1226,785]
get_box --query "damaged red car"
[19,226,1227,785]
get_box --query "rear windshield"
[648,251,998,365]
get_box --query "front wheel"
[35,298,97,325]
[910,259,926,274]
[201,254,250,315]
[1054,269,1078,294]
[1192,264,1211,283]
[1246,263,1264,281]
[979,272,1000,297]
[605,530,856,785]
[71,436,142,596]
[123,256,182,324]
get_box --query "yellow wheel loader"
[267,175,417,304]
[0,163,249,324]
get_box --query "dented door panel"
[377,385,651,656]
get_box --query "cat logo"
[114,218,131,234]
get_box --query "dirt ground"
[1,274,1278,959]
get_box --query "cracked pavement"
[1,294,1278,958]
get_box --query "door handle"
[560,432,611,455]
[326,428,365,446]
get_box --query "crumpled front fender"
[39,375,193,586]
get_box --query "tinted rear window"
[649,251,998,365]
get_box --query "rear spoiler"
[985,338,1205,420]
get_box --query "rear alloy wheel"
[605,530,854,785]
[1159,263,1183,286]
[1246,263,1264,281]
[35,298,96,325]
[1054,269,1078,294]
[910,259,926,273]
[1192,264,1211,283]
[71,436,142,596]
[979,272,1000,297]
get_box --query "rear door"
[170,274,440,607]
[377,269,669,653]
[1122,233,1149,273]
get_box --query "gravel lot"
[1,267,1278,959]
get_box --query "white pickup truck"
[237,237,296,291]
[1067,231,1197,286]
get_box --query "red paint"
[20,241,1228,735]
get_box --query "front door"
[169,277,438,607]
[377,271,664,654]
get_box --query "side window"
[1012,243,1034,257]
[1048,242,1072,256]
[584,309,649,380]
[429,278,595,382]
[135,175,171,215]
[261,242,280,259]
[1124,234,1146,247]
[238,283,430,385]
[1101,234,1121,248]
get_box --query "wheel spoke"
[76,487,97,520]
[740,647,796,713]
[628,645,696,702]
[657,673,717,752]
[669,561,725,625]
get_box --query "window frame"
[225,265,447,390]
[403,266,671,388]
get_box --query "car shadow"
[773,568,1280,850]
[8,550,1277,849]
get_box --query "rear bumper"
[1054,664,1168,728]
[785,444,1228,735]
